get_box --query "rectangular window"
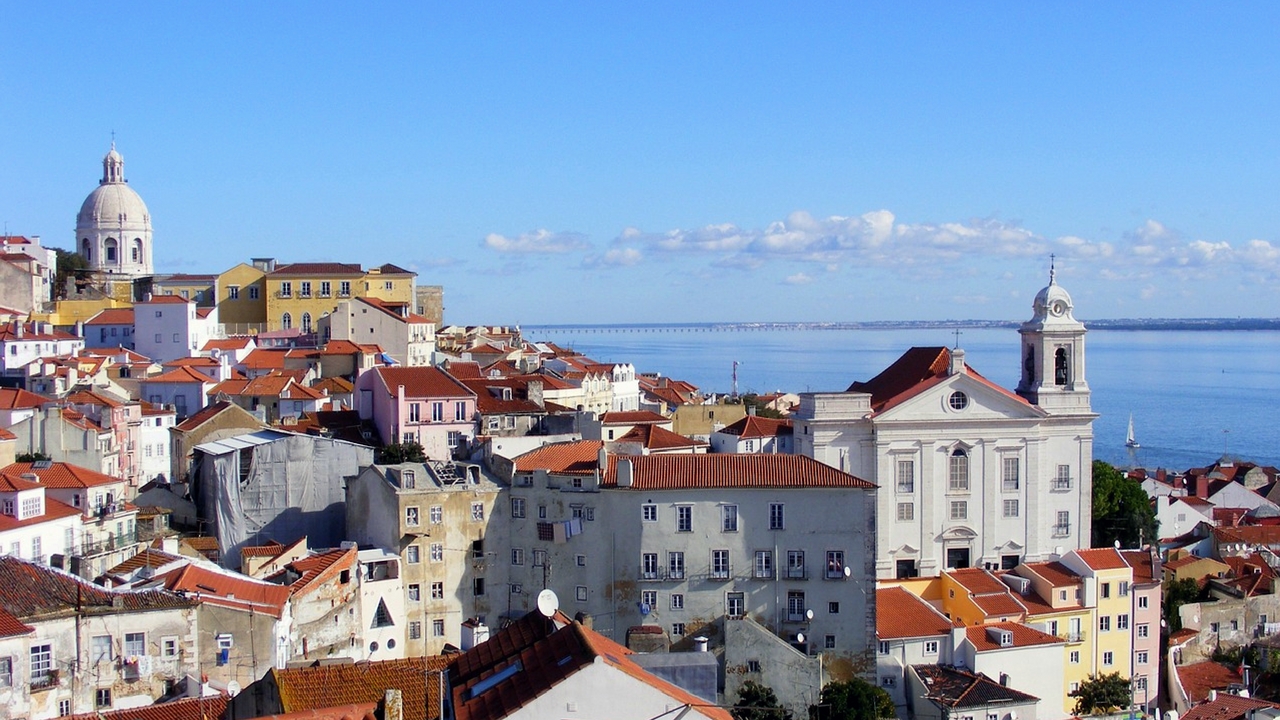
[1054,464,1072,490]
[1101,582,1111,598]
[825,550,845,579]
[897,459,915,492]
[299,281,311,297]
[950,501,967,520]
[433,619,445,637]
[511,548,524,565]
[642,504,658,522]
[1137,624,1149,638]
[429,505,442,524]
[878,641,890,655]
[408,584,421,601]
[228,285,240,300]
[1103,651,1114,666]
[427,402,442,422]
[511,498,526,518]
[672,623,685,636]
[642,553,659,579]
[1003,499,1019,517]
[640,590,657,609]
[471,502,484,521]
[407,545,420,563]
[722,504,738,532]
[339,281,351,296]
[829,601,840,614]
[1054,511,1071,536]
[409,621,422,640]
[949,451,969,491]
[430,543,443,562]
[533,549,547,567]
[897,502,914,521]
[671,593,684,610]
[769,503,785,530]
[319,281,331,297]
[576,554,586,566]
[787,550,806,579]
[1002,456,1020,490]
[96,688,112,708]
[1099,615,1111,632]
[577,586,588,602]
[248,286,260,299]
[1070,650,1080,664]
[432,582,444,599]
[409,403,421,422]
[712,549,730,579]
[1118,614,1130,630]
[1119,581,1130,596]
[755,550,774,579]
[677,506,692,532]
[1137,651,1149,664]
[473,578,485,596]
[124,632,145,656]
[31,643,52,683]
[668,551,685,580]
[447,431,462,449]
[787,591,806,621]
[825,635,836,649]
[1138,595,1149,609]
[279,281,292,297]
[726,591,745,617]
[92,634,112,664]
[405,507,420,526]
[162,637,178,658]
[925,640,939,654]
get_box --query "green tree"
[1070,672,1131,715]
[1163,577,1202,633]
[376,441,426,464]
[809,678,894,720]
[1091,460,1158,548]
[733,681,792,720]
[52,247,90,299]
[734,393,786,419]
[16,452,50,463]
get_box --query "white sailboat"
[1125,414,1141,449]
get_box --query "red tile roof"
[174,400,243,432]
[877,586,953,640]
[0,322,80,341]
[1019,561,1081,587]
[1,461,122,489]
[0,496,82,532]
[86,308,135,325]
[0,386,56,409]
[599,410,668,425]
[240,348,291,370]
[203,337,255,351]
[373,366,476,399]
[138,295,193,304]
[157,563,291,617]
[513,440,605,475]
[103,548,187,578]
[948,567,1010,594]
[716,415,793,439]
[67,695,230,720]
[0,428,15,441]
[614,424,708,451]
[269,548,356,594]
[1121,549,1159,584]
[240,540,287,558]
[144,366,218,384]
[446,361,484,380]
[964,622,1063,651]
[0,556,192,618]
[357,296,432,324]
[1181,693,1279,720]
[1177,661,1244,704]
[271,656,450,720]
[269,262,365,276]
[911,664,1039,708]
[1073,547,1131,571]
[0,606,33,637]
[603,453,874,490]
[848,346,1035,414]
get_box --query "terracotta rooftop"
[1019,561,1081,587]
[1214,525,1280,546]
[877,586,953,640]
[1121,549,1159,584]
[67,695,230,720]
[175,400,244,432]
[0,606,33,637]
[85,308,135,325]
[240,349,291,370]
[1181,693,1279,720]
[0,386,56,409]
[911,664,1038,708]
[0,428,14,441]
[614,424,708,451]
[357,296,432,324]
[157,562,291,617]
[138,295,193,304]
[965,622,1063,652]
[103,548,187,579]
[269,262,365,276]
[715,414,793,439]
[1176,661,1244,704]
[600,410,669,425]
[373,366,476,400]
[0,321,80,341]
[1073,547,1131,571]
[0,556,193,618]
[848,346,1035,414]
[603,453,874,490]
[948,567,1010,595]
[270,656,450,720]
[446,361,484,380]
[268,548,356,594]
[143,366,217,385]
[1,461,123,489]
[513,440,605,475]
[202,337,255,351]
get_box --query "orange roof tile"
[138,295,193,304]
[0,387,56,409]
[240,349,291,370]
[1181,694,1280,720]
[269,262,364,276]
[373,366,475,399]
[0,428,15,441]
[716,414,793,439]
[1177,661,1244,704]
[67,695,230,720]
[965,622,1063,651]
[272,656,450,720]
[600,410,668,425]
[1074,547,1131,571]
[158,563,291,617]
[202,337,255,351]
[85,308,135,325]
[1121,549,1158,583]
[877,587,952,640]
[144,366,218,384]
[1019,561,1081,587]
[513,440,605,475]
[948,567,1010,595]
[848,346,1035,414]
[615,424,708,451]
[1,461,122,489]
[603,453,874,490]
[268,548,356,594]
[0,606,33,637]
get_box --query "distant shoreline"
[522,318,1280,332]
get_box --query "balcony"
[1063,630,1086,643]
[1051,479,1072,492]
[787,566,809,580]
[80,531,138,557]
[709,565,732,581]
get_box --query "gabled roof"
[513,441,605,475]
[848,346,1035,414]
[0,606,33,638]
[599,410,668,425]
[964,622,1064,652]
[1121,549,1159,584]
[143,366,218,385]
[446,361,484,380]
[373,366,476,399]
[602,453,874,490]
[1181,693,1279,720]
[157,562,291,617]
[67,695,230,720]
[267,548,356,594]
[64,388,127,408]
[0,496,83,532]
[0,556,192,618]
[877,586,953,640]
[1073,547,1131,571]
[0,321,80,341]
[614,424,708,451]
[1018,560,1081,588]
[715,414,793,439]
[270,656,450,720]
[174,400,257,432]
[269,262,365,276]
[357,296,432,324]
[240,348,291,370]
[137,295,193,304]
[85,308,135,325]
[0,386,56,409]
[911,664,1038,708]
[448,610,732,720]
[103,548,186,579]
[1,461,122,489]
[1176,661,1244,704]
[202,336,255,351]
[373,262,415,275]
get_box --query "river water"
[524,325,1280,471]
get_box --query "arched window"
[949,448,969,491]
[81,238,91,260]
[132,238,143,262]
[1055,348,1069,386]
[1024,345,1034,377]
[301,313,312,333]
[104,238,118,262]
[281,313,292,330]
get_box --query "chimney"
[617,458,633,488]
[950,348,966,375]
[598,445,609,472]
[162,536,179,554]
[747,406,756,417]
[694,636,709,653]
[14,321,23,339]
[1196,475,1211,499]
[74,320,84,338]
[383,689,403,720]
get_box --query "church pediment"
[876,373,1046,423]
[937,526,978,541]
[891,544,920,556]
[998,540,1025,551]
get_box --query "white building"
[0,322,85,385]
[76,144,154,278]
[137,405,176,485]
[133,295,220,364]
[795,274,1095,579]
[321,297,435,366]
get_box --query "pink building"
[355,366,476,459]
[1123,548,1163,712]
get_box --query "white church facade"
[794,272,1095,579]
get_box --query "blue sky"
[3,4,1279,324]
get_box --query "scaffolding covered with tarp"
[192,429,374,567]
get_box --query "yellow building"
[215,262,268,331]
[1063,547,1135,680]
[263,261,417,333]
[151,273,217,305]
[1015,559,1097,704]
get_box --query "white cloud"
[483,229,589,254]
[783,272,813,285]
[583,247,642,268]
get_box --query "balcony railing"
[1051,479,1072,491]
[80,531,138,556]
[787,566,808,580]
[1063,630,1086,643]
[709,565,732,581]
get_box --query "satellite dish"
[844,566,852,578]
[795,632,806,644]
[536,589,559,618]
[806,609,815,621]
[640,602,652,616]
[227,681,242,697]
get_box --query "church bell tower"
[1016,262,1091,415]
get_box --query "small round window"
[949,391,969,411]
[369,641,379,653]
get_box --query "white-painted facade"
[76,145,154,278]
[133,298,220,364]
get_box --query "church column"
[1024,436,1044,560]
[981,439,997,568]
[918,440,939,577]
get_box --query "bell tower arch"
[1016,261,1090,415]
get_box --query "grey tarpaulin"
[192,429,374,567]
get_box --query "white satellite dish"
[227,681,242,697]
[806,609,815,621]
[844,566,852,578]
[795,632,806,644]
[536,589,560,618]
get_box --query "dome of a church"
[77,181,150,227]
[1030,263,1077,322]
[75,143,154,277]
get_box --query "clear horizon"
[4,4,1279,324]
